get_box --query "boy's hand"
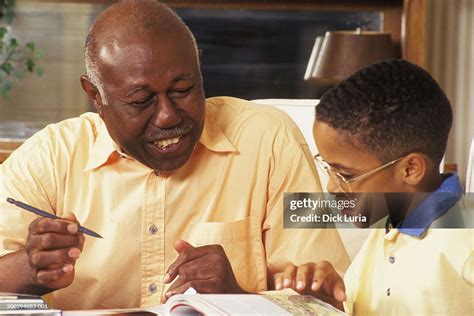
[273,261,345,310]
[25,212,85,290]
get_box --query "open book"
[158,293,347,315]
[64,291,347,315]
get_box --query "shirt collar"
[395,173,463,237]
[198,109,237,153]
[84,105,237,172]
[84,120,121,172]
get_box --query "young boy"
[273,59,473,315]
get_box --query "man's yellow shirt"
[0,97,350,310]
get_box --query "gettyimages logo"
[284,193,362,228]
[284,192,474,229]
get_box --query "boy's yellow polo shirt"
[344,174,473,315]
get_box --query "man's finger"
[173,255,215,283]
[163,245,209,284]
[78,233,86,251]
[174,239,194,253]
[167,275,187,292]
[28,233,83,251]
[61,212,80,234]
[29,247,81,270]
[29,217,79,236]
[163,279,215,303]
[35,265,74,285]
[161,276,189,304]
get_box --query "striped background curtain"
[426,0,474,188]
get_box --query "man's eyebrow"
[173,74,193,83]
[125,74,194,97]
[126,86,148,97]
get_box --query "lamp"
[304,29,396,85]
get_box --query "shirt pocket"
[185,216,267,292]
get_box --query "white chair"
[252,99,328,189]
[252,99,318,153]
[252,99,369,260]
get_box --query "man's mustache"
[144,124,193,141]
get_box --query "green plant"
[0,0,42,99]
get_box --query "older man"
[0,0,349,310]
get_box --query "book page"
[264,295,347,315]
[167,295,290,315]
[165,294,347,316]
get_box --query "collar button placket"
[141,172,166,306]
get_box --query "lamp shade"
[304,30,396,85]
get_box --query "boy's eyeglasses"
[314,154,405,193]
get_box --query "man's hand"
[162,240,246,302]
[25,212,85,291]
[273,261,345,310]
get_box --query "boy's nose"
[327,177,342,194]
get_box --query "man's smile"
[154,135,182,148]
[146,126,193,155]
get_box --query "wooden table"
[0,139,24,163]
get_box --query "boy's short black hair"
[316,59,452,165]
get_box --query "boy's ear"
[398,153,427,186]
[80,75,104,116]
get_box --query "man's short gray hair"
[84,34,107,103]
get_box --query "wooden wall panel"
[402,0,428,67]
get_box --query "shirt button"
[148,283,157,293]
[387,288,391,296]
[389,255,395,264]
[149,225,158,235]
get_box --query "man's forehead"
[96,31,195,61]
[92,33,198,93]
[97,39,122,65]
[97,37,147,62]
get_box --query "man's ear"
[80,75,104,116]
[398,153,427,186]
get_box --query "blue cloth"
[397,173,463,237]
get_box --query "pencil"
[5,197,103,239]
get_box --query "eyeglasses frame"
[314,154,405,193]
